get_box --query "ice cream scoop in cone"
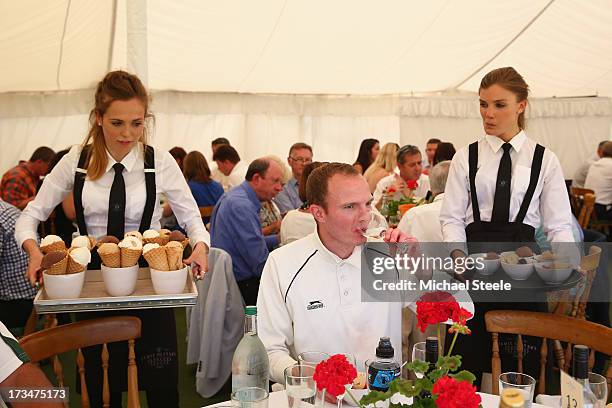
[44,252,69,275]
[121,247,142,267]
[165,242,184,270]
[143,246,170,271]
[66,255,86,274]
[98,243,121,268]
[41,240,67,254]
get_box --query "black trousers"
[0,299,33,329]
[237,277,261,306]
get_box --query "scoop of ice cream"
[142,229,160,239]
[168,230,186,242]
[119,236,143,249]
[515,246,533,258]
[160,229,171,237]
[166,241,183,249]
[71,235,91,249]
[143,243,160,254]
[41,235,63,246]
[41,251,67,270]
[125,231,143,241]
[98,235,120,245]
[70,247,91,265]
[485,251,499,260]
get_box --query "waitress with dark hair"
[439,67,575,388]
[16,70,209,407]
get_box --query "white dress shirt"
[439,131,574,244]
[279,209,315,245]
[373,173,430,206]
[572,153,599,188]
[0,321,23,382]
[211,161,248,192]
[15,143,209,247]
[397,193,445,242]
[585,157,612,205]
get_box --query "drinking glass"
[498,372,535,408]
[231,387,269,408]
[588,372,608,406]
[411,342,426,379]
[285,364,317,408]
[297,351,330,367]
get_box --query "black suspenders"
[73,145,156,236]
[468,141,545,224]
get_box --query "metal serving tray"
[34,268,198,314]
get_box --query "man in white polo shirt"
[257,163,417,383]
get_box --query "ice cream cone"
[45,253,68,275]
[165,244,184,270]
[181,239,190,249]
[98,243,121,268]
[41,240,66,254]
[121,247,142,267]
[66,256,86,274]
[143,236,166,246]
[143,246,170,271]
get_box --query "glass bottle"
[572,345,598,408]
[231,305,270,393]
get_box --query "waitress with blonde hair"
[439,67,575,388]
[15,70,209,407]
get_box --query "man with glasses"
[274,143,313,215]
[373,145,430,209]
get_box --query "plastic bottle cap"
[245,305,257,315]
[376,337,395,358]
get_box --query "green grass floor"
[41,308,231,407]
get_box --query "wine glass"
[588,372,608,406]
[411,342,426,379]
[297,351,330,367]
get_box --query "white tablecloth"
[206,390,550,407]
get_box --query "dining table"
[205,389,552,407]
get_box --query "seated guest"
[364,142,399,193]
[373,145,430,208]
[164,151,224,225]
[0,200,37,330]
[353,138,379,174]
[212,144,248,191]
[1,320,63,407]
[397,161,450,242]
[211,137,230,155]
[169,146,187,171]
[573,140,607,188]
[422,138,441,174]
[274,143,313,215]
[257,163,418,383]
[585,141,612,221]
[1,146,55,209]
[431,142,456,166]
[210,158,283,305]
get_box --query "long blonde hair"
[364,142,399,177]
[82,71,150,180]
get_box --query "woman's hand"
[23,239,43,286]
[184,241,209,279]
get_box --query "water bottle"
[231,305,270,393]
[367,337,401,392]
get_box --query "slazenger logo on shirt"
[306,300,324,311]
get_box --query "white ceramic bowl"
[500,255,535,280]
[101,264,139,296]
[43,271,86,299]
[150,266,188,295]
[534,262,573,284]
[468,253,500,276]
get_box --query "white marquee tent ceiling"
[2,0,612,97]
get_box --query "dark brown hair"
[289,142,313,156]
[432,142,456,166]
[212,144,240,164]
[479,67,529,130]
[299,161,326,203]
[183,151,212,183]
[82,70,150,180]
[306,163,359,209]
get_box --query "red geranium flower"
[387,186,397,194]
[432,376,481,408]
[313,354,357,397]
[406,179,419,190]
[416,292,472,333]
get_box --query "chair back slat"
[128,339,139,408]
[102,343,110,408]
[77,348,90,408]
[53,355,65,387]
[517,334,524,374]
[538,338,548,395]
[577,193,595,228]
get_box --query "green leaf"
[359,389,393,406]
[427,368,446,382]
[437,355,462,372]
[406,360,429,374]
[449,370,476,384]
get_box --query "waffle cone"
[121,247,142,267]
[166,246,184,270]
[180,239,190,249]
[99,249,121,268]
[143,236,166,246]
[144,246,170,271]
[45,254,68,275]
[41,241,66,254]
[66,256,86,274]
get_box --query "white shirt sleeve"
[0,322,24,383]
[439,151,469,254]
[15,145,79,247]
[539,152,575,243]
[158,151,210,247]
[257,255,298,384]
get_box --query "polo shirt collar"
[105,143,140,173]
[312,228,362,268]
[239,180,262,210]
[485,130,527,154]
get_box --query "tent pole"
[107,0,118,72]
[126,0,149,86]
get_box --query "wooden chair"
[19,316,142,408]
[485,310,612,397]
[570,187,595,219]
[576,193,596,229]
[198,206,214,219]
